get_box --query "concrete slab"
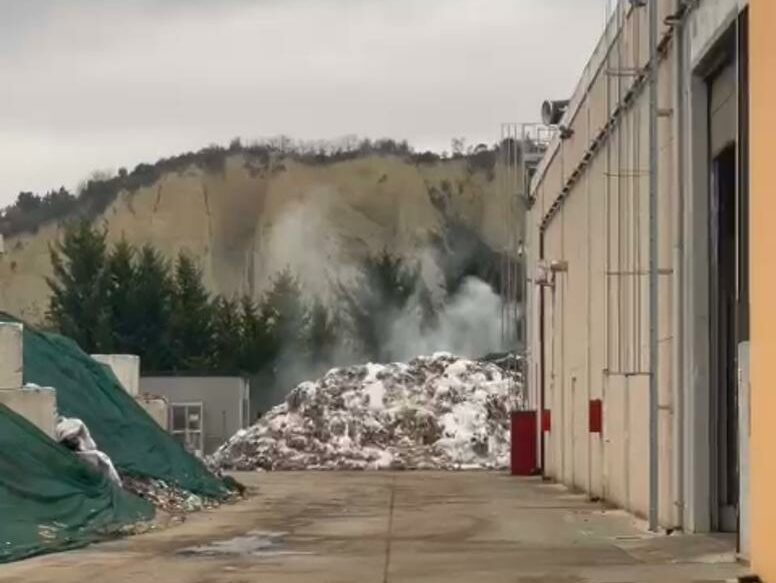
[0,322,23,389]
[91,354,140,397]
[0,472,749,583]
[136,394,169,430]
[0,387,57,439]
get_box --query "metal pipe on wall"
[560,149,567,484]
[648,0,660,532]
[586,104,593,494]
[604,1,612,374]
[672,0,687,531]
[624,101,632,505]
[617,1,625,374]
[540,221,546,472]
[634,4,643,375]
[498,123,510,344]
[602,0,615,502]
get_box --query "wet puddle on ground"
[178,531,312,558]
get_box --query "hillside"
[0,148,523,324]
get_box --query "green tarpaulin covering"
[0,313,229,499]
[0,402,154,563]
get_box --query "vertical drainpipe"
[539,228,546,473]
[648,0,660,532]
[672,0,686,530]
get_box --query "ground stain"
[177,531,312,559]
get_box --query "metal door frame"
[170,401,204,456]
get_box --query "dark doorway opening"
[709,144,738,532]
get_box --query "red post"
[589,399,603,434]
[541,409,552,432]
[510,410,538,475]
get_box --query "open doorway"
[694,13,749,537]
[709,144,738,532]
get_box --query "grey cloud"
[0,0,605,204]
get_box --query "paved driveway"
[0,472,747,583]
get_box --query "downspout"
[672,0,688,531]
[539,230,546,473]
[648,0,660,532]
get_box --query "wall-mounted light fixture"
[549,260,568,273]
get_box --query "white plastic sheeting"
[56,417,122,486]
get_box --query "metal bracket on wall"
[606,68,642,77]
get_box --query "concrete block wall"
[0,322,23,389]
[0,387,57,439]
[91,354,140,397]
[136,394,169,430]
[92,354,172,429]
[0,321,58,439]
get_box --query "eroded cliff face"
[0,153,520,323]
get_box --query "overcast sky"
[0,0,607,206]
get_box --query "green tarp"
[0,313,229,499]
[0,402,154,563]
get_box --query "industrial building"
[140,376,251,455]
[524,0,765,572]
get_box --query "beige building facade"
[526,0,750,543]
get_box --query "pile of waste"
[212,353,523,471]
[120,476,220,515]
[54,417,235,515]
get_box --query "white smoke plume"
[261,191,515,382]
[387,276,508,362]
[260,187,359,303]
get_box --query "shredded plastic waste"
[212,353,523,471]
[52,416,236,514]
[120,476,221,515]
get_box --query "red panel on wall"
[589,399,603,434]
[510,411,538,476]
[541,409,552,432]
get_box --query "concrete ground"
[0,472,747,583]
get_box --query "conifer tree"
[262,268,306,355]
[211,297,242,373]
[238,295,276,373]
[170,252,213,371]
[46,220,111,352]
[105,239,136,351]
[133,245,174,372]
[306,299,339,366]
[344,251,419,362]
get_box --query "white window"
[170,402,204,456]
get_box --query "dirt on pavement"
[0,472,747,583]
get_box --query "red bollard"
[588,399,603,434]
[510,410,537,476]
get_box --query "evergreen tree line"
[46,221,437,379]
